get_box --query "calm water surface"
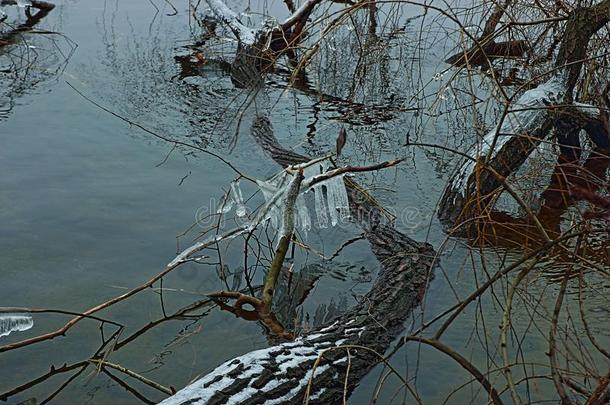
[1,1,608,404]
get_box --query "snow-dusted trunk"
[156,116,436,404]
[438,75,567,227]
[204,0,274,87]
[204,0,323,88]
[159,225,434,405]
[438,0,610,231]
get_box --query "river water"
[1,0,608,404]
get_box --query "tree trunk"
[158,116,436,404]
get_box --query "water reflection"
[0,0,75,120]
[1,0,608,403]
[463,148,610,269]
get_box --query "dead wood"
[157,115,436,405]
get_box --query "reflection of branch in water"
[0,1,56,44]
[1,0,75,121]
[89,358,175,395]
[41,362,89,404]
[113,286,258,350]
[0,289,228,403]
[174,49,421,127]
[0,361,88,402]
[270,72,422,126]
[0,325,127,402]
[469,148,610,263]
[102,369,155,405]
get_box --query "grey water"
[1,1,608,404]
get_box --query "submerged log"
[159,117,436,404]
[445,40,529,69]
[204,0,320,88]
[0,0,55,45]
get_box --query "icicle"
[296,195,311,232]
[255,171,293,231]
[0,314,33,338]
[327,178,340,226]
[313,184,328,228]
[216,192,235,214]
[256,180,281,230]
[332,174,350,220]
[257,179,277,202]
[302,159,331,183]
[230,180,247,218]
[324,174,350,225]
[256,171,289,203]
[253,157,349,233]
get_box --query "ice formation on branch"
[207,158,348,250]
[255,158,350,234]
[230,180,247,217]
[0,314,34,338]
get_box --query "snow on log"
[157,116,436,404]
[438,0,610,230]
[159,225,435,405]
[205,0,257,45]
[438,74,568,227]
[203,0,324,87]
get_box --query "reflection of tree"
[0,1,75,120]
[467,148,610,266]
[95,0,422,161]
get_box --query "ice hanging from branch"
[255,157,350,233]
[0,314,34,338]
[303,158,350,227]
[230,180,247,218]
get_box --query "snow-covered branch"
[204,0,258,45]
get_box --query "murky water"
[1,1,608,404]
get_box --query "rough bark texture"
[158,117,436,404]
[160,225,433,405]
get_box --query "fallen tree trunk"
[159,118,436,404]
[204,0,321,87]
[160,225,433,405]
[438,0,610,231]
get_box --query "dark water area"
[0,0,608,404]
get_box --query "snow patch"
[449,75,567,195]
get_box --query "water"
[0,1,608,404]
